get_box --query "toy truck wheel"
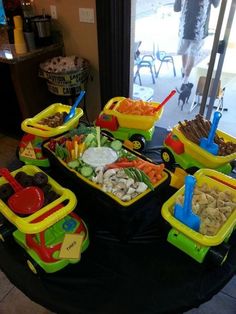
[129,135,146,151]
[27,257,41,275]
[161,148,175,168]
[206,243,230,266]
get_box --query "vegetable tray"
[42,126,171,239]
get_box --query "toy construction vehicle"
[95,96,164,152]
[0,165,89,274]
[161,169,236,266]
[19,102,83,167]
[161,114,236,175]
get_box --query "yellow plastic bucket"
[21,103,83,138]
[0,165,77,234]
[173,124,236,168]
[161,169,236,246]
[103,97,163,130]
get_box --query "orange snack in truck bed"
[117,98,158,116]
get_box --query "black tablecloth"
[1,126,236,314]
[1,227,236,314]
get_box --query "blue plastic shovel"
[64,90,86,123]
[199,111,222,155]
[174,175,200,232]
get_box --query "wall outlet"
[79,8,95,23]
[50,5,57,20]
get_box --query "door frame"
[200,0,236,119]
[96,0,131,108]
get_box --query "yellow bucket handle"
[195,168,236,188]
[21,118,70,137]
[104,97,126,111]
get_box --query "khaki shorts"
[177,38,204,56]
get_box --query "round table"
[1,126,236,314]
[1,222,236,314]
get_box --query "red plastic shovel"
[0,168,44,215]
[154,89,176,112]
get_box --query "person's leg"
[184,55,195,77]
[182,54,195,84]
[177,39,190,79]
[182,39,203,84]
[181,54,188,77]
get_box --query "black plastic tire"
[206,242,230,266]
[129,134,146,152]
[161,148,175,169]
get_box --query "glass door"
[201,0,236,136]
[130,0,236,133]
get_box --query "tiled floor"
[184,275,236,314]
[0,271,53,314]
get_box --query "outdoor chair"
[133,41,157,85]
[155,47,176,78]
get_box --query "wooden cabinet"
[0,43,64,121]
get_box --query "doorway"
[130,0,236,136]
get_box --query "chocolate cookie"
[20,175,33,187]
[43,190,60,206]
[41,183,52,194]
[33,172,48,187]
[15,171,28,183]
